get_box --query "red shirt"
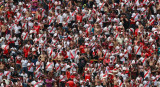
[66,81,75,87]
[80,45,85,54]
[130,18,135,24]
[23,47,30,57]
[70,75,76,79]
[34,25,40,34]
[85,74,90,81]
[103,58,110,65]
[135,29,139,37]
[61,51,67,57]
[7,11,14,18]
[4,49,9,55]
[16,58,21,64]
[76,15,82,22]
[66,71,70,79]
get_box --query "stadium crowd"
[0,0,160,87]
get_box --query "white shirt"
[144,70,151,79]
[134,45,142,55]
[0,73,3,83]
[21,32,28,40]
[143,81,150,87]
[55,1,61,9]
[57,15,63,23]
[103,27,110,35]
[59,75,66,82]
[119,53,125,62]
[46,62,54,71]
[21,59,28,67]
[4,71,11,80]
[31,80,43,87]
[55,63,61,71]
[27,63,34,72]
[36,61,43,72]
[20,73,28,83]
[61,63,67,71]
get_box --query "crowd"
[0,0,160,87]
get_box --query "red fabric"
[23,47,30,57]
[109,46,113,51]
[76,15,82,22]
[66,81,75,87]
[38,15,41,22]
[34,25,40,34]
[16,60,21,64]
[7,11,14,18]
[135,29,139,37]
[64,55,68,59]
[143,45,148,50]
[130,18,135,24]
[4,49,9,54]
[103,58,110,65]
[85,74,90,81]
[155,35,159,40]
[80,45,85,54]
[61,51,67,57]
[92,52,95,56]
[66,71,70,79]
[128,53,132,60]
[16,57,21,64]
[70,75,76,79]
[0,21,3,25]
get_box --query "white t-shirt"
[119,53,125,62]
[134,45,142,55]
[22,32,28,40]
[61,63,67,72]
[143,81,150,87]
[36,61,43,71]
[59,75,66,82]
[0,73,4,83]
[57,15,63,23]
[20,73,28,83]
[46,62,54,71]
[27,63,34,72]
[21,59,28,67]
[55,1,61,9]
[103,27,110,35]
[4,71,11,80]
[55,63,61,71]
